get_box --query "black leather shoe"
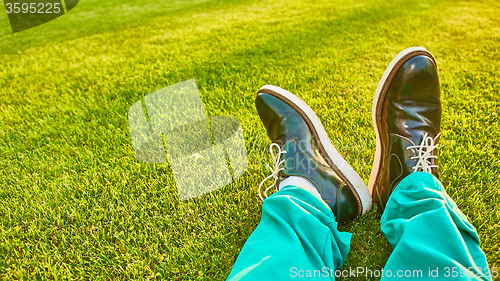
[368,47,442,213]
[255,85,371,224]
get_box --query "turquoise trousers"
[227,172,493,280]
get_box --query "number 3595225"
[5,2,62,14]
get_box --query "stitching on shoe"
[337,182,347,219]
[388,153,404,194]
[293,151,326,200]
[281,138,327,199]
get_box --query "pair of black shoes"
[255,47,441,225]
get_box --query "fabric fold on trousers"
[381,172,492,280]
[227,186,351,280]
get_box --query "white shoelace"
[405,133,440,173]
[258,143,287,201]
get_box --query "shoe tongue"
[396,133,440,177]
[391,134,435,174]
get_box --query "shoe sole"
[367,47,437,208]
[257,85,372,215]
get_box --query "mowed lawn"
[0,0,499,279]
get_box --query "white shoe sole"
[367,47,436,199]
[258,85,372,215]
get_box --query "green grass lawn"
[1,0,499,279]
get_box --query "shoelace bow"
[405,133,440,173]
[258,143,287,201]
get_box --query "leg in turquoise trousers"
[380,172,492,280]
[227,173,493,280]
[227,186,351,280]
